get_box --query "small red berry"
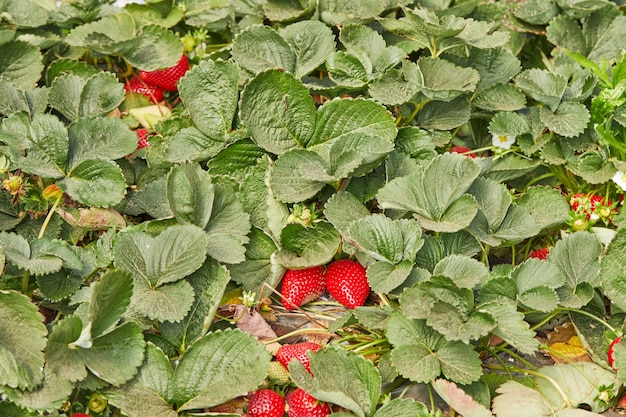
[528,247,550,260]
[136,128,150,149]
[247,389,285,417]
[123,76,164,103]
[139,54,190,92]
[608,336,622,370]
[276,342,322,373]
[285,388,331,417]
[324,259,370,309]
[280,266,326,310]
[70,413,91,417]
[450,146,477,158]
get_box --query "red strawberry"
[609,336,622,370]
[570,194,614,220]
[285,388,331,417]
[450,145,477,158]
[136,128,150,149]
[124,76,164,103]
[247,389,285,417]
[139,54,189,92]
[528,247,550,260]
[70,414,91,417]
[280,266,325,310]
[276,342,321,373]
[324,259,370,309]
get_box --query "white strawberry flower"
[612,171,626,191]
[492,134,516,149]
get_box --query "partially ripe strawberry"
[285,388,331,417]
[280,266,325,310]
[136,128,150,149]
[450,145,477,158]
[267,361,291,385]
[139,54,189,92]
[325,259,370,309]
[276,342,321,373]
[124,76,164,103]
[528,247,550,260]
[609,336,622,370]
[247,389,285,417]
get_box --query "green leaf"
[368,68,421,106]
[167,163,215,229]
[173,329,271,410]
[540,101,590,138]
[551,231,602,288]
[66,117,138,171]
[3,369,74,412]
[427,301,497,344]
[0,80,47,117]
[310,98,397,148]
[240,69,316,154]
[160,260,231,350]
[432,254,489,289]
[268,149,333,203]
[36,269,84,302]
[512,258,565,311]
[513,0,559,25]
[264,0,315,22]
[0,290,46,389]
[324,191,372,239]
[386,312,482,385]
[473,83,527,111]
[228,227,281,294]
[0,41,43,89]
[131,278,195,323]
[466,47,522,91]
[49,72,124,121]
[45,315,87,382]
[276,221,341,268]
[546,15,587,56]
[0,232,62,275]
[417,97,472,130]
[584,6,626,64]
[0,0,50,28]
[111,25,184,72]
[318,0,384,26]
[417,57,480,101]
[339,24,405,75]
[104,343,177,417]
[327,51,369,87]
[515,69,567,111]
[372,398,430,417]
[231,25,296,74]
[60,159,127,208]
[517,186,569,231]
[178,59,239,138]
[281,20,335,78]
[164,127,228,163]
[290,346,381,417]
[481,302,539,355]
[89,270,133,338]
[366,260,414,294]
[488,112,530,137]
[347,214,422,264]
[77,322,145,386]
[377,153,480,232]
[601,229,626,311]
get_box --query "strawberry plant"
[2,1,626,417]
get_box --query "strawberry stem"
[262,328,333,345]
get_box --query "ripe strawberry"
[70,414,91,417]
[139,54,189,92]
[324,259,370,309]
[570,194,614,220]
[528,247,550,260]
[450,145,477,158]
[280,266,325,310]
[247,389,285,417]
[136,128,150,149]
[276,342,321,373]
[285,388,331,417]
[608,336,622,370]
[124,76,164,103]
[267,361,291,385]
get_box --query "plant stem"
[38,194,62,239]
[263,327,333,344]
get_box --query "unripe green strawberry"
[267,361,291,385]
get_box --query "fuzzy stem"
[38,194,62,239]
